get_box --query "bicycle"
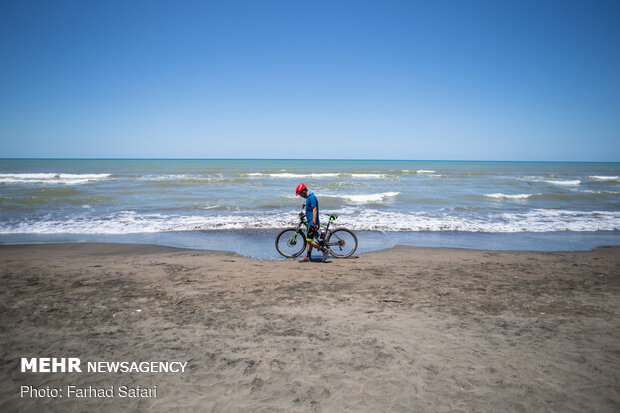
[275,205,358,259]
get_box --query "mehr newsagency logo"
[19,357,188,399]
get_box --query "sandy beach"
[1,243,619,412]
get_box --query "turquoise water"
[1,159,619,257]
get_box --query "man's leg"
[300,226,326,262]
[299,235,314,262]
[305,225,315,259]
[308,241,327,262]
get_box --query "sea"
[1,159,619,259]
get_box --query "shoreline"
[2,229,619,260]
[0,240,619,259]
[1,242,619,411]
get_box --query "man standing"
[295,183,328,262]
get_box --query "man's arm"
[312,207,318,226]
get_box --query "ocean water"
[1,159,619,258]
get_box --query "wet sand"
[1,243,619,412]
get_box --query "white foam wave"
[2,208,618,234]
[245,172,340,178]
[139,174,223,181]
[350,173,387,179]
[281,192,400,204]
[245,172,387,179]
[577,190,620,195]
[544,179,581,186]
[519,176,582,186]
[0,211,293,234]
[335,208,620,232]
[402,169,438,175]
[484,193,535,200]
[328,192,401,204]
[0,173,110,185]
[590,176,619,181]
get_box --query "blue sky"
[0,0,618,161]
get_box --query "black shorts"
[306,226,318,241]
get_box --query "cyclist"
[295,183,328,262]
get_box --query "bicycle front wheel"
[326,228,357,258]
[275,228,307,258]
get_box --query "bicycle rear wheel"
[326,228,357,258]
[275,228,307,258]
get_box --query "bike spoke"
[326,229,357,258]
[275,229,307,258]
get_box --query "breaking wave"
[325,192,401,204]
[2,208,618,234]
[484,193,536,200]
[244,172,389,179]
[0,173,111,185]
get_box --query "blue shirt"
[305,192,319,226]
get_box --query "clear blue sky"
[1,0,618,161]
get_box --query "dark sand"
[1,243,619,412]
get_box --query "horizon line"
[0,157,619,163]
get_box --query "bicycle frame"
[291,209,338,246]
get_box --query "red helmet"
[295,183,307,196]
